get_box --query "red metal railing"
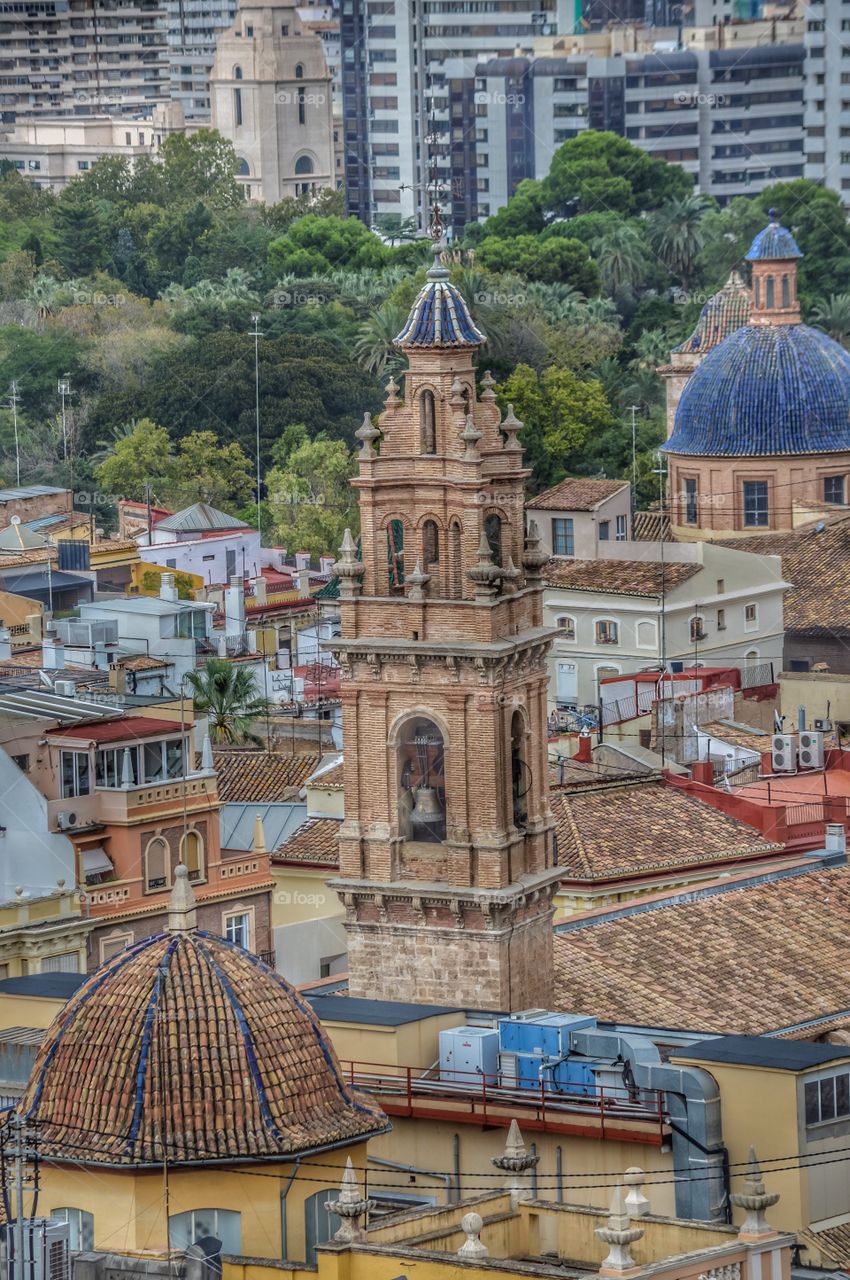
[340,1059,668,1143]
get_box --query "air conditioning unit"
[771,733,795,773]
[814,718,832,732]
[53,679,76,697]
[8,1217,70,1280]
[56,811,79,830]
[799,729,825,770]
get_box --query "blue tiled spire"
[673,270,752,355]
[395,247,486,348]
[746,211,803,262]
[666,323,850,457]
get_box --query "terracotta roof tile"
[544,557,701,597]
[273,817,340,866]
[631,511,672,542]
[213,750,321,803]
[311,761,344,788]
[527,477,628,511]
[700,721,771,755]
[117,654,173,672]
[551,780,778,882]
[14,929,386,1166]
[800,1222,850,1268]
[553,865,850,1034]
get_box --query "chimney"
[319,555,335,575]
[253,575,268,604]
[0,629,11,661]
[26,612,42,641]
[573,731,592,764]
[42,624,65,670]
[225,574,246,638]
[825,823,847,856]
[295,551,310,572]
[160,572,178,603]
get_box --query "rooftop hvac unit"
[8,1218,70,1280]
[52,680,76,698]
[56,811,79,831]
[814,718,832,732]
[771,733,795,773]
[799,729,825,770]
[439,1025,499,1084]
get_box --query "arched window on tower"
[295,63,304,78]
[180,830,204,882]
[449,520,462,598]
[387,519,405,594]
[236,157,250,176]
[781,274,789,308]
[298,91,306,125]
[294,154,314,175]
[422,519,439,570]
[484,512,503,567]
[233,65,243,79]
[511,709,529,830]
[754,276,760,308]
[398,716,446,844]
[144,837,169,892]
[766,275,775,309]
[420,390,436,454]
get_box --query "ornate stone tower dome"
[15,868,386,1166]
[394,251,486,349]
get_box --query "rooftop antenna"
[57,375,71,464]
[7,381,20,487]
[629,404,638,515]
[652,450,668,767]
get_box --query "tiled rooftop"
[553,865,850,1034]
[699,721,771,755]
[16,929,386,1165]
[274,817,341,866]
[544,558,701,597]
[213,749,321,803]
[527,477,628,512]
[631,511,672,543]
[800,1222,850,1269]
[551,781,778,882]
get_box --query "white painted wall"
[273,914,347,985]
[0,750,76,897]
[139,530,262,586]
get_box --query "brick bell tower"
[327,248,560,1011]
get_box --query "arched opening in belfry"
[420,390,436,454]
[511,708,530,831]
[387,519,405,594]
[484,512,503,566]
[422,519,439,571]
[398,716,446,844]
[449,520,462,598]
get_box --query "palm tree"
[591,225,647,293]
[352,300,409,375]
[26,274,63,322]
[185,659,271,746]
[810,293,850,346]
[622,367,664,416]
[649,194,712,287]
[634,328,671,369]
[90,419,145,467]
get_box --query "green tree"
[52,196,107,275]
[352,301,408,375]
[591,223,649,292]
[185,658,271,745]
[648,193,712,286]
[476,234,599,293]
[94,417,173,502]
[758,180,850,304]
[810,293,850,346]
[161,430,254,509]
[266,437,357,559]
[497,363,614,490]
[479,179,546,239]
[542,132,692,218]
[156,129,242,209]
[268,214,392,276]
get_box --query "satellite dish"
[10,516,20,526]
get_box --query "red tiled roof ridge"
[527,476,628,511]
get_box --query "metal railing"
[339,1059,667,1141]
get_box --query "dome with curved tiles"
[14,869,387,1166]
[394,248,486,349]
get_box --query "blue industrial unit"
[498,1013,597,1095]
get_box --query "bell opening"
[398,716,446,844]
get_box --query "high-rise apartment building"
[803,0,850,201]
[166,0,236,117]
[0,0,169,123]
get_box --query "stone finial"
[522,518,549,586]
[731,1147,780,1239]
[500,403,523,451]
[253,813,267,854]
[500,556,521,595]
[355,411,380,460]
[168,864,197,934]
[406,559,430,602]
[450,376,467,409]
[596,1187,644,1275]
[325,1156,374,1243]
[121,746,135,788]
[384,375,400,407]
[201,734,214,773]
[333,528,365,599]
[480,369,497,401]
[458,1211,489,1260]
[624,1168,650,1218]
[492,1119,539,1207]
[467,532,500,599]
[460,413,482,461]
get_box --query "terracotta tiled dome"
[16,871,386,1167]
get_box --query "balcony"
[48,772,218,832]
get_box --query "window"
[181,830,204,882]
[295,63,304,78]
[598,520,610,541]
[716,578,725,595]
[556,616,576,640]
[781,275,790,308]
[202,553,215,562]
[50,1209,94,1251]
[825,474,846,505]
[511,709,529,830]
[40,952,79,974]
[145,837,169,892]
[234,64,242,79]
[233,86,242,126]
[125,130,131,145]
[100,932,132,963]
[717,608,726,630]
[743,480,769,527]
[294,154,314,175]
[224,912,251,949]
[551,517,574,557]
[595,620,619,645]
[683,477,698,525]
[61,750,90,798]
[77,160,89,171]
[636,619,657,648]
[745,603,758,628]
[298,91,306,125]
[387,519,405,594]
[615,514,628,541]
[11,754,29,772]
[689,615,707,642]
[419,390,436,454]
[484,513,503,568]
[805,1073,850,1125]
[170,1210,241,1256]
[422,519,439,568]
[398,715,446,843]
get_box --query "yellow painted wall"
[321,1012,466,1071]
[0,991,66,1029]
[271,867,343,927]
[779,671,850,727]
[36,1142,370,1263]
[0,591,42,633]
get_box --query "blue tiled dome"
[746,213,802,262]
[666,324,850,457]
[395,250,486,348]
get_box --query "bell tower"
[328,250,560,1011]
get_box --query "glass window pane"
[61,752,75,799]
[821,1076,836,1121]
[144,742,164,783]
[805,1080,820,1124]
[837,1073,850,1117]
[166,741,184,778]
[76,753,90,796]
